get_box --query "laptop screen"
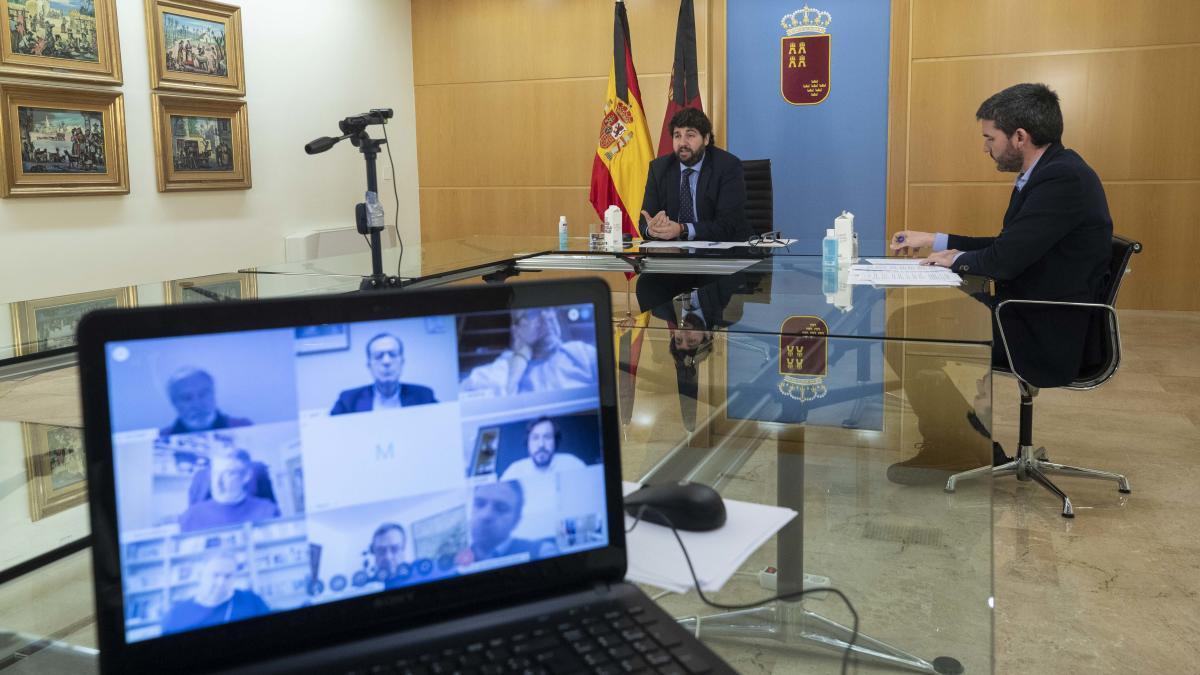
[103,303,609,644]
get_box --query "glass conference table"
[0,237,994,673]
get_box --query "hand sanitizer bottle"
[822,229,839,266]
[558,215,569,250]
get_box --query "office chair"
[741,159,773,236]
[945,235,1142,518]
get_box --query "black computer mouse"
[623,481,727,532]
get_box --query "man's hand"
[921,249,960,268]
[890,230,935,257]
[642,210,683,240]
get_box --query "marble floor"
[0,309,1197,674]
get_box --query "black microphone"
[304,135,342,155]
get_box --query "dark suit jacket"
[949,143,1112,387]
[638,146,751,242]
[330,383,437,415]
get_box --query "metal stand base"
[675,601,963,674]
[945,444,1131,518]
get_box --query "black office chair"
[741,159,773,236]
[945,235,1142,518]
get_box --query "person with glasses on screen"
[638,108,750,243]
[461,309,597,397]
[161,548,269,634]
[331,333,438,415]
[368,523,410,590]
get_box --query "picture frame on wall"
[0,81,129,197]
[151,92,250,191]
[0,0,123,85]
[22,422,88,521]
[164,271,257,303]
[10,286,137,356]
[144,0,244,96]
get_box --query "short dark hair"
[524,416,561,448]
[370,522,406,550]
[975,83,1063,146]
[365,332,404,359]
[670,108,713,145]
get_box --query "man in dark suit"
[639,108,750,242]
[330,333,437,415]
[890,83,1112,477]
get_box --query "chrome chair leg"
[1023,465,1075,518]
[1038,461,1131,494]
[944,460,1016,493]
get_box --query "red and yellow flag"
[589,1,654,239]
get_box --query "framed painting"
[150,92,250,191]
[0,0,122,84]
[0,82,128,197]
[164,271,257,303]
[10,286,137,356]
[144,0,244,96]
[22,422,88,521]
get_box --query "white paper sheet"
[621,482,798,593]
[846,265,962,286]
[637,240,741,249]
[862,257,925,266]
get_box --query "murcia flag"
[589,1,654,239]
[657,0,703,156]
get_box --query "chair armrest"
[994,299,1120,389]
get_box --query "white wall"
[0,0,420,304]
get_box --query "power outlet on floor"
[757,566,831,599]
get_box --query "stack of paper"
[622,482,798,593]
[846,263,962,287]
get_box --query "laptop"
[78,278,735,674]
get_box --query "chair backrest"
[1073,234,1142,388]
[741,159,773,236]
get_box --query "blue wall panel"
[727,1,891,254]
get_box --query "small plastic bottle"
[822,228,839,265]
[558,215,569,250]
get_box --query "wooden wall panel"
[412,0,708,85]
[890,0,1200,310]
[412,0,725,245]
[908,48,1200,183]
[912,0,1200,59]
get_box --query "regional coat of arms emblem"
[780,5,832,106]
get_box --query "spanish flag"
[589,1,654,240]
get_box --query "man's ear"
[1013,128,1029,147]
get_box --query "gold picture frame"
[0,81,128,197]
[151,92,250,191]
[22,422,88,521]
[10,286,137,356]
[0,0,123,85]
[164,271,257,303]
[144,0,244,96]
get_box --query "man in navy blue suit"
[330,333,437,415]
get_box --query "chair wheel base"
[1119,488,1132,494]
[932,655,965,674]
[1061,511,1075,519]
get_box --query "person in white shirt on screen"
[461,309,597,396]
[500,417,587,482]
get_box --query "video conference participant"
[369,522,409,590]
[889,83,1111,478]
[159,367,252,436]
[499,417,586,482]
[460,481,554,563]
[638,108,750,242]
[330,333,438,415]
[461,309,597,396]
[179,446,280,533]
[160,549,270,635]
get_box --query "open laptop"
[78,278,734,674]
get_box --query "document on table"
[846,264,962,286]
[638,240,741,249]
[862,257,925,266]
[621,482,798,593]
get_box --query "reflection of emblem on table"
[597,98,636,161]
[780,6,832,106]
[778,315,829,402]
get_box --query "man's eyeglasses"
[748,230,786,246]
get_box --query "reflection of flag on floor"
[657,0,703,156]
[615,311,651,425]
[589,1,654,240]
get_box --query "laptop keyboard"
[346,601,714,675]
